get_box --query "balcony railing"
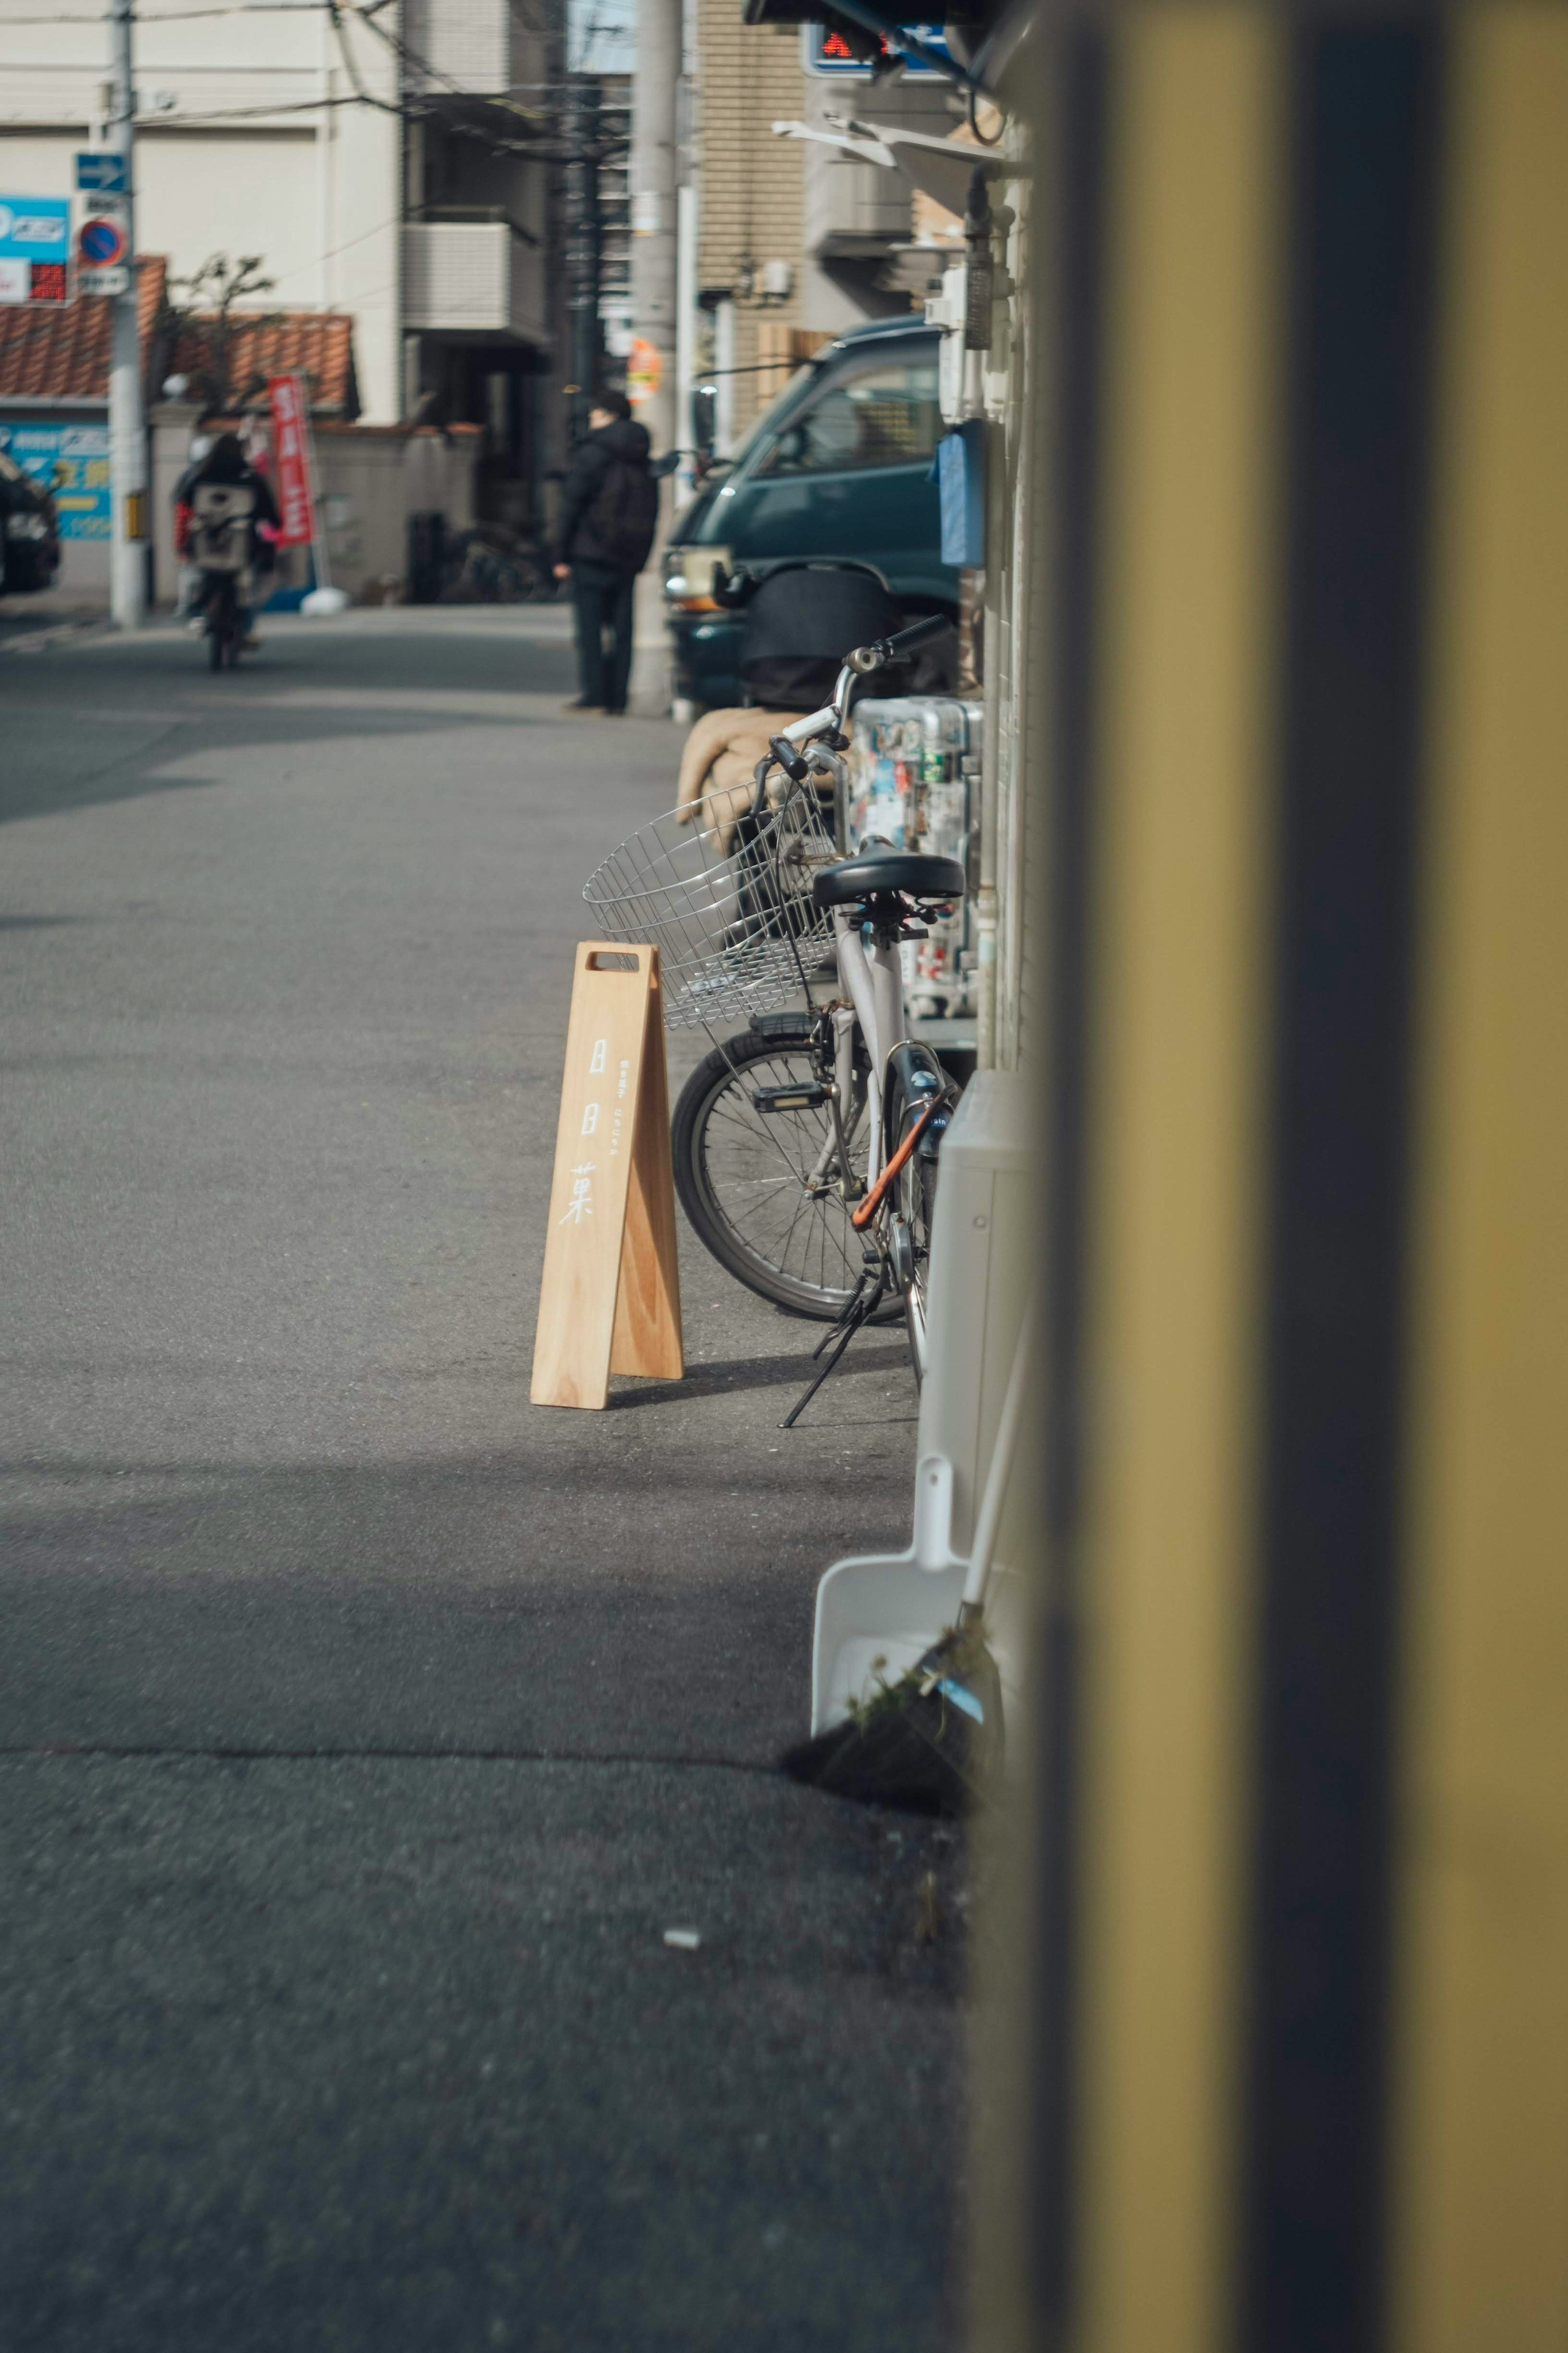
[401,220,547,345]
[401,0,543,97]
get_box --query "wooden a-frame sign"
[530,942,685,1409]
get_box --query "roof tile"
[0,255,167,404]
[0,261,358,419]
[168,310,358,417]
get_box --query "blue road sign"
[79,217,127,265]
[76,151,129,194]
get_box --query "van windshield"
[751,355,940,477]
[718,363,818,474]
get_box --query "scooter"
[198,568,246,671]
[188,481,256,673]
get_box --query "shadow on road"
[610,1340,910,1408]
[0,609,624,830]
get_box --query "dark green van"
[663,316,955,710]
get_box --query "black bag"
[737,562,904,708]
[588,455,659,571]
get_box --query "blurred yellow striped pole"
[974,7,1568,2347]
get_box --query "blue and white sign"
[0,195,71,264]
[0,423,111,539]
[75,151,129,194]
[804,21,953,75]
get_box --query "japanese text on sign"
[266,373,316,548]
[0,423,110,537]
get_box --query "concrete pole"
[628,0,679,459]
[626,0,681,716]
[675,182,697,495]
[109,0,147,628]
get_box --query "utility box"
[918,1069,1031,1559]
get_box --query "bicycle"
[440,526,552,605]
[198,569,246,670]
[582,611,965,1399]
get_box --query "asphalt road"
[0,608,962,2352]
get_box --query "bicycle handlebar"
[771,612,956,762]
[847,611,952,675]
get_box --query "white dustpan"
[809,1456,969,1735]
[808,1315,1033,1736]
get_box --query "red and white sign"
[267,372,316,548]
[78,215,127,267]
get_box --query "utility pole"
[628,0,679,462]
[564,74,602,445]
[108,0,147,628]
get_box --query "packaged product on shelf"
[846,696,984,1018]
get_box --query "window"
[753,357,941,478]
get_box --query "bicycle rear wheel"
[672,1030,870,1320]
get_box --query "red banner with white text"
[267,373,316,548]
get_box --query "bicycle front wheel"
[672,1030,870,1320]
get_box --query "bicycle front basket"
[582,781,840,1030]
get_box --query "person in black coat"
[552,393,659,715]
[174,431,280,650]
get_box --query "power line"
[0,3,336,20]
[0,0,629,167]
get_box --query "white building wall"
[323,9,403,424]
[0,130,321,310]
[0,0,405,421]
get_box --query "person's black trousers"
[570,561,637,711]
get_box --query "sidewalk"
[0,607,965,2352]
[0,585,113,655]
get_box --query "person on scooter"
[174,432,278,652]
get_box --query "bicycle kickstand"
[780,1262,888,1431]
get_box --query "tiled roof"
[168,310,359,418]
[0,263,358,419]
[0,254,167,404]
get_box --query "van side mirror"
[690,384,717,460]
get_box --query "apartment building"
[0,0,555,524]
[690,0,960,442]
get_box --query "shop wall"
[312,426,479,598]
[149,407,479,604]
[0,409,111,593]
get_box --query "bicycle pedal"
[751,1081,829,1114]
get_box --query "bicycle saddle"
[811,851,967,910]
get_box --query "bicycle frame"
[757,652,938,1204]
[832,912,903,1191]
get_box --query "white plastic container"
[917,1069,1032,1553]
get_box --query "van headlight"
[664,545,730,613]
[6,512,49,542]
